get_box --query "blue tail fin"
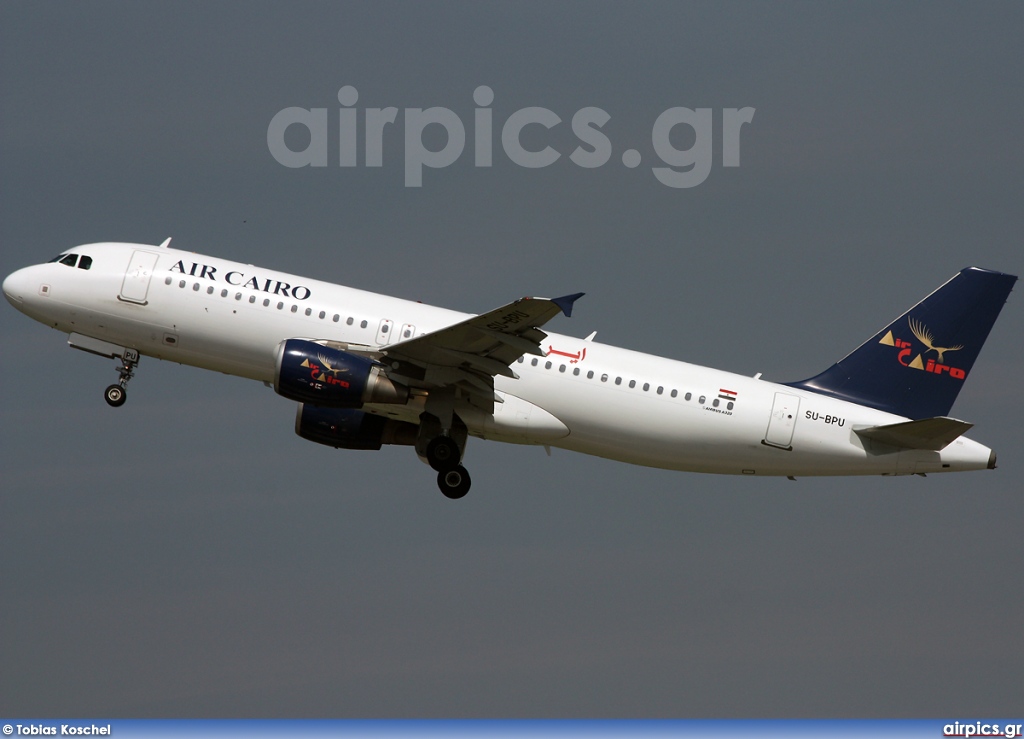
[787,267,1017,419]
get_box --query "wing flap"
[854,416,974,451]
[428,346,520,378]
[475,327,547,356]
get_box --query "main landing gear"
[418,412,472,499]
[104,349,139,408]
[426,435,471,499]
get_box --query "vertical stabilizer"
[787,267,1017,419]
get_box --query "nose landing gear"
[104,384,126,407]
[104,349,139,407]
[66,334,141,408]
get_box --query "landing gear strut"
[104,350,139,408]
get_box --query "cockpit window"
[49,253,90,268]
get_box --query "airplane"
[2,240,1017,499]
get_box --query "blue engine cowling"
[296,404,418,450]
[274,339,408,408]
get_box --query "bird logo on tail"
[908,318,963,363]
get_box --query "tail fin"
[787,267,1017,419]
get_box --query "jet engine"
[274,339,408,408]
[295,404,417,450]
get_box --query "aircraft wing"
[379,293,584,411]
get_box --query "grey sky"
[2,1,1022,717]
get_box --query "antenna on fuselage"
[158,237,172,248]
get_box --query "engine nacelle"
[296,404,418,450]
[274,339,408,408]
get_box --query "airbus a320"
[3,240,1016,498]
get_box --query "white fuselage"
[3,242,995,476]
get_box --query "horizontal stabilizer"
[854,416,974,451]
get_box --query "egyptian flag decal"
[718,388,738,401]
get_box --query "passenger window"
[587,371,594,379]
[712,398,720,407]
[347,317,354,325]
[179,280,186,288]
[207,286,214,294]
[249,295,256,304]
[573,367,580,376]
[643,383,650,391]
[545,361,552,370]
[291,305,298,313]
[77,256,92,270]
[165,276,172,285]
[221,289,228,297]
[670,389,678,398]
[615,377,622,385]
[685,392,692,401]
[601,374,608,382]
[699,395,706,404]
[235,293,242,300]
[333,314,340,322]
[264,298,270,307]
[319,311,325,319]
[60,254,78,267]
[628,380,636,388]
[277,302,284,309]
[305,308,312,316]
[657,386,663,395]
[193,283,200,291]
[727,401,734,410]
[360,320,368,328]
[531,358,539,366]
[559,365,566,373]
[518,357,524,363]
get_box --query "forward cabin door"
[764,392,800,450]
[119,250,160,305]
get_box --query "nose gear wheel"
[104,350,139,407]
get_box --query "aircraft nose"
[3,267,31,306]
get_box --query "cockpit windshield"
[47,253,92,270]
